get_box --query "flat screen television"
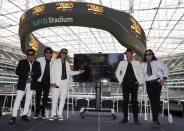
[73,53,124,82]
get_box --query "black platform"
[0,111,184,131]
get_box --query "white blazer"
[50,59,80,86]
[141,60,169,81]
[37,57,54,82]
[115,60,143,85]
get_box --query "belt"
[124,80,137,82]
[123,80,138,84]
[146,78,160,83]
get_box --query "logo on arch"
[87,4,104,15]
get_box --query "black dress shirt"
[61,61,67,80]
[123,62,137,82]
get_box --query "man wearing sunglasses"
[49,48,85,121]
[33,47,54,119]
[9,49,41,124]
[116,48,143,125]
[141,49,169,128]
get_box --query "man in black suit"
[9,49,41,124]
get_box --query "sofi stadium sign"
[32,16,73,27]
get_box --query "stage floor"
[0,111,184,131]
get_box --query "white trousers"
[51,79,68,116]
[12,83,34,117]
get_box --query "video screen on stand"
[73,53,124,82]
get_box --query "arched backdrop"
[19,1,146,57]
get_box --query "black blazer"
[16,59,41,91]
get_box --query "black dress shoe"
[119,118,128,124]
[155,121,160,127]
[156,121,160,125]
[21,115,30,121]
[134,119,141,125]
[41,114,47,119]
[9,117,16,124]
[150,121,160,128]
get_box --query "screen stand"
[95,82,101,111]
[80,82,117,119]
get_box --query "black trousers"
[146,80,162,122]
[122,81,138,120]
[35,82,50,115]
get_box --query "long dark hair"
[143,49,157,62]
[57,48,68,59]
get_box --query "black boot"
[33,112,39,119]
[41,110,47,119]
[21,115,30,121]
[134,119,141,125]
[119,118,128,124]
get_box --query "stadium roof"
[0,0,184,57]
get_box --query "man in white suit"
[115,48,143,125]
[49,48,85,121]
[33,47,54,119]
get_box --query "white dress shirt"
[28,60,33,78]
[141,60,169,81]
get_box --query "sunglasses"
[62,52,67,54]
[27,54,34,56]
[45,51,52,54]
[145,53,152,56]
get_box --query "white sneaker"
[49,115,57,121]
[58,115,63,121]
[33,114,39,119]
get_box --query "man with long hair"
[141,49,169,128]
[49,48,85,121]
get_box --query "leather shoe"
[9,117,16,124]
[134,119,141,125]
[21,115,30,121]
[151,121,160,128]
[119,118,128,124]
[156,121,160,126]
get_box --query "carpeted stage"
[0,111,184,131]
